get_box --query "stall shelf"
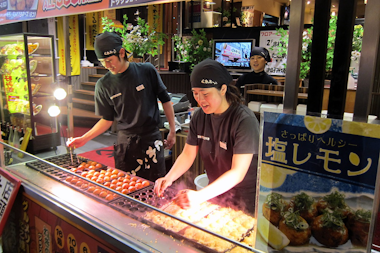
[1,150,258,253]
[0,33,60,154]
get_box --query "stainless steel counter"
[5,162,204,253]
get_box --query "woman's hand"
[174,189,202,209]
[154,177,173,197]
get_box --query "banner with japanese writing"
[255,112,380,252]
[69,15,80,76]
[85,12,101,51]
[148,4,163,54]
[0,0,175,26]
[57,16,65,76]
[259,30,287,76]
[57,15,80,76]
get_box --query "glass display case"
[0,33,60,154]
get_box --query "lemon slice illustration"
[260,163,290,189]
[304,116,332,134]
[258,215,290,250]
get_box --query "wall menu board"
[0,167,21,235]
[0,0,176,25]
[255,112,380,252]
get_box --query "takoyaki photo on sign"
[256,112,380,252]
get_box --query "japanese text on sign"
[43,0,102,11]
[0,176,15,219]
[262,120,379,188]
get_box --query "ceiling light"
[307,1,310,4]
[364,0,367,4]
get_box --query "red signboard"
[0,0,174,26]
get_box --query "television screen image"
[213,39,255,71]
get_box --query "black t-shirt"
[95,62,170,134]
[186,104,260,195]
[235,70,278,94]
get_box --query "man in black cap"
[154,59,259,214]
[67,31,176,182]
[235,47,278,95]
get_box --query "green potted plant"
[271,15,363,81]
[102,14,167,60]
[172,29,213,72]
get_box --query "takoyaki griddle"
[108,186,175,218]
[26,153,86,172]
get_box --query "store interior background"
[0,0,378,157]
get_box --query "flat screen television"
[212,39,255,73]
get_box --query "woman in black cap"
[67,31,176,182]
[235,47,278,95]
[154,59,259,214]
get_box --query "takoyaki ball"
[288,192,318,224]
[311,211,349,247]
[279,211,311,246]
[346,209,371,247]
[262,192,287,226]
[316,191,351,218]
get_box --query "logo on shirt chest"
[197,135,210,141]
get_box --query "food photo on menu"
[255,112,380,252]
[8,0,37,10]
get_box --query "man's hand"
[164,130,176,149]
[66,137,88,149]
[154,177,173,197]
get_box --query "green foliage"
[101,14,167,57]
[173,29,213,71]
[270,15,363,79]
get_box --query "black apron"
[114,129,165,182]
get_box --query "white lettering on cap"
[201,79,218,85]
[104,49,117,56]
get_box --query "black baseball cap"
[250,47,272,62]
[190,59,233,88]
[94,32,123,59]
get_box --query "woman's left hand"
[173,189,201,209]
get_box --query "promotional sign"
[85,12,101,51]
[256,112,380,252]
[0,0,176,25]
[57,15,80,76]
[259,30,287,76]
[0,168,21,236]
